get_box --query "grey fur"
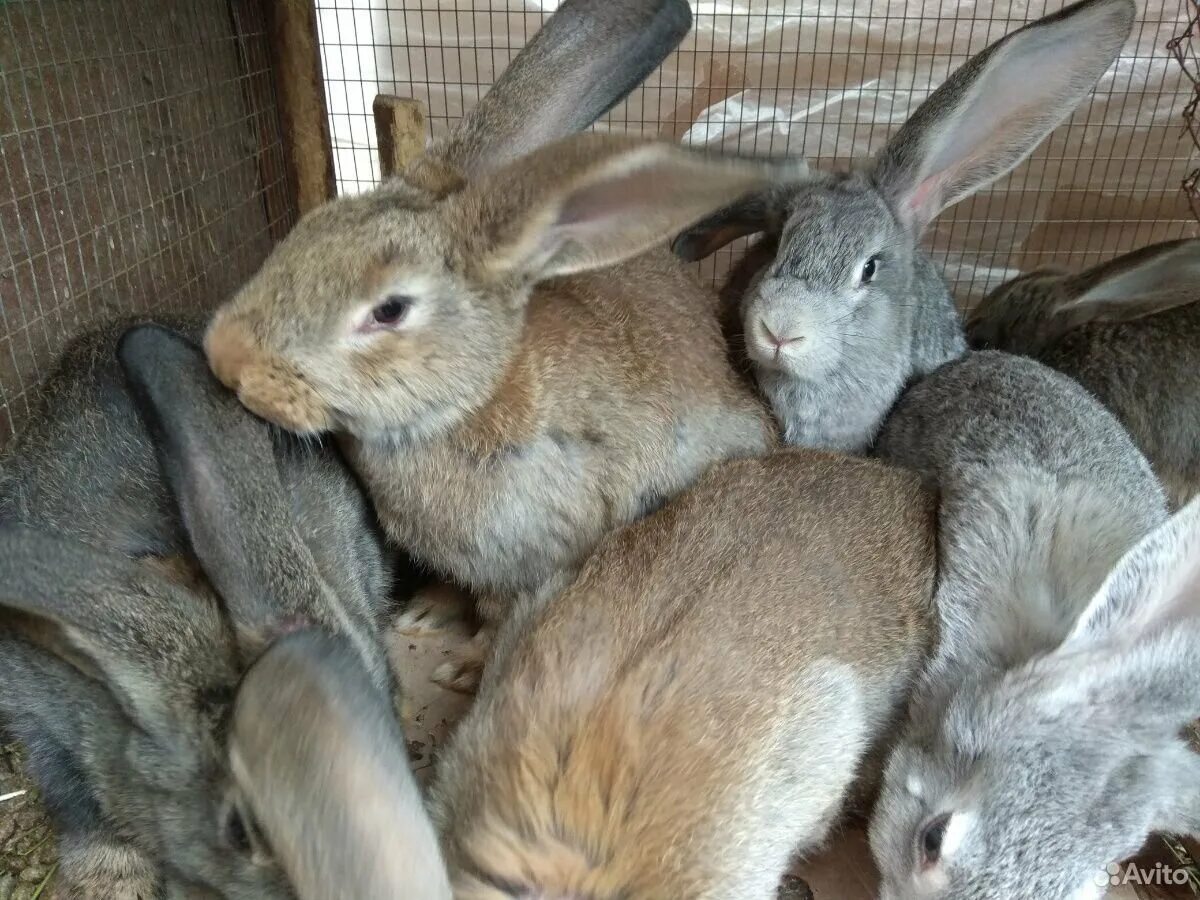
[230,630,451,900]
[869,350,1170,900]
[0,320,396,899]
[968,238,1200,509]
[673,0,1133,453]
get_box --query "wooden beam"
[373,95,427,178]
[270,0,336,213]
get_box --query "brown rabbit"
[204,0,797,690]
[225,450,937,899]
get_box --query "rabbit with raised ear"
[968,238,1200,509]
[870,491,1200,900]
[0,320,396,899]
[672,0,1135,454]
[219,449,938,900]
[204,0,800,691]
[867,348,1170,900]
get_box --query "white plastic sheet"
[315,0,1197,301]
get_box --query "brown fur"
[433,449,938,899]
[204,136,787,690]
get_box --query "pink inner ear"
[903,174,943,232]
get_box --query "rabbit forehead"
[778,176,901,278]
[231,190,454,336]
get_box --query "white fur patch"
[906,774,924,798]
[940,810,973,860]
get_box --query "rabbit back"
[433,450,937,899]
[876,350,1166,720]
[1024,306,1200,509]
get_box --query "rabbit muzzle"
[205,317,335,435]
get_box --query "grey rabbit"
[0,320,396,899]
[870,485,1200,900]
[229,628,451,900]
[968,237,1200,509]
[673,0,1135,453]
[867,348,1169,899]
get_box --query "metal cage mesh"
[0,0,296,447]
[313,0,1198,300]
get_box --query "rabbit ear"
[1048,239,1200,329]
[0,523,197,725]
[1016,498,1200,745]
[459,134,804,282]
[670,188,795,262]
[1064,497,1200,651]
[873,0,1134,235]
[117,325,335,653]
[230,630,451,900]
[435,0,692,176]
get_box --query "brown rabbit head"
[206,135,794,443]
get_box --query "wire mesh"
[0,0,296,448]
[313,0,1198,302]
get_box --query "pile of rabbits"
[1,0,1198,899]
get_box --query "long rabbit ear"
[1049,238,1200,330]
[1029,498,1200,737]
[1065,497,1200,649]
[873,0,1134,235]
[230,630,451,900]
[0,523,220,726]
[433,0,692,176]
[670,186,796,262]
[459,134,803,282]
[117,325,342,654]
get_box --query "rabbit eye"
[860,256,880,285]
[371,294,412,327]
[919,813,951,868]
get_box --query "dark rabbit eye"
[860,256,880,285]
[372,294,412,327]
[920,813,951,867]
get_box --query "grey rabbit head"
[230,629,451,900]
[0,324,391,898]
[870,494,1200,900]
[674,0,1134,452]
[968,237,1200,354]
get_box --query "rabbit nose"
[759,318,804,354]
[204,317,256,391]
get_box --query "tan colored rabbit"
[226,449,937,900]
[204,0,795,690]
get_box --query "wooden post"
[373,95,427,178]
[270,0,336,213]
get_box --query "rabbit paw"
[431,628,493,694]
[56,838,160,900]
[396,582,474,637]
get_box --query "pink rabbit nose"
[759,319,804,356]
